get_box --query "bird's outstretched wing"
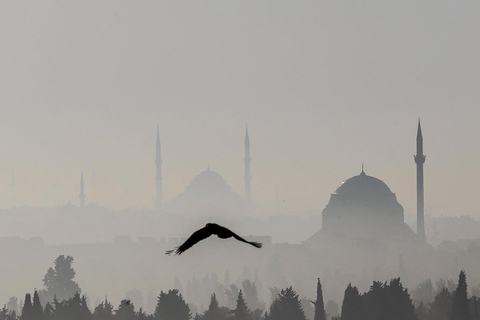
[165,226,214,255]
[230,231,262,249]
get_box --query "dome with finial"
[335,169,392,197]
[184,168,234,199]
[311,166,412,244]
[166,166,245,215]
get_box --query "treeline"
[2,255,479,320]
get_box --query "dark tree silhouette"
[93,298,114,320]
[62,292,91,320]
[32,290,45,320]
[313,279,326,320]
[451,270,470,320]
[0,306,15,320]
[430,288,452,320]
[137,308,148,320]
[21,293,33,320]
[362,281,386,320]
[51,296,66,320]
[114,300,136,320]
[80,295,92,320]
[44,303,54,320]
[199,293,228,320]
[269,287,306,320]
[341,284,362,320]
[0,306,9,320]
[472,297,479,320]
[362,278,415,320]
[166,223,262,255]
[232,290,251,320]
[42,255,81,302]
[154,289,191,320]
[415,301,428,320]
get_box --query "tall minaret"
[79,171,86,207]
[244,125,251,200]
[155,126,163,210]
[414,119,426,241]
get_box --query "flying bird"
[165,223,262,255]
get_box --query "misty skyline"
[1,1,479,218]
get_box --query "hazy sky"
[0,1,479,218]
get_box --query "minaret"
[79,171,86,207]
[155,126,163,210]
[414,119,426,241]
[244,125,251,200]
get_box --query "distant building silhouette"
[155,126,163,210]
[166,165,244,215]
[165,127,253,215]
[79,172,85,207]
[245,125,251,201]
[312,167,415,244]
[309,119,430,246]
[415,119,426,242]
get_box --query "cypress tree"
[341,284,362,320]
[314,279,326,320]
[21,293,33,320]
[32,290,44,320]
[203,293,224,320]
[232,290,250,320]
[451,270,470,320]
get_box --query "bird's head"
[205,223,217,228]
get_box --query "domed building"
[310,168,416,244]
[167,167,246,215]
[158,126,253,216]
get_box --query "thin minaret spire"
[155,126,163,210]
[79,171,85,207]
[414,118,426,242]
[244,124,251,200]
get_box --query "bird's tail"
[249,241,262,248]
[165,248,181,256]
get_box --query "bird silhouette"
[165,223,262,255]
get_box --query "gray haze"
[1,1,480,318]
[1,0,479,217]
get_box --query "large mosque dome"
[166,167,247,216]
[335,171,392,197]
[184,169,235,199]
[310,169,416,244]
